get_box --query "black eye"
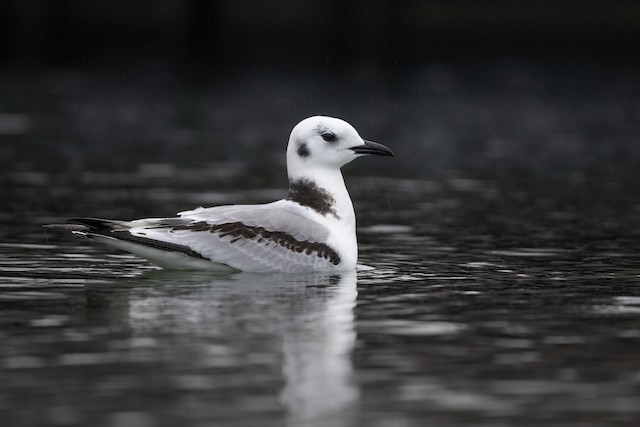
[321,132,336,142]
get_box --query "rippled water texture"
[1,64,640,426]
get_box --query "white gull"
[45,116,393,273]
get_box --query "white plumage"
[45,116,393,273]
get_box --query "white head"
[286,116,393,180]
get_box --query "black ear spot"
[321,132,336,142]
[297,142,310,157]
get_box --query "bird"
[44,116,394,273]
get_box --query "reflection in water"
[280,271,358,426]
[86,270,360,426]
[2,186,640,426]
[2,76,640,426]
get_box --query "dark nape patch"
[173,221,341,265]
[297,142,310,158]
[287,179,339,218]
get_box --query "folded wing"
[126,200,341,272]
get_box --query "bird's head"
[286,116,393,178]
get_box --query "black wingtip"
[43,217,129,233]
[66,217,128,231]
[42,223,90,232]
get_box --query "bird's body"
[45,116,393,273]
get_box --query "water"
[2,63,640,426]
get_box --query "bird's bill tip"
[350,140,394,157]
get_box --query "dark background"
[2,6,640,426]
[1,0,639,180]
[2,0,640,66]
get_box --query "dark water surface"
[1,63,640,426]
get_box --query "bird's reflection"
[279,271,358,426]
[84,270,359,425]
